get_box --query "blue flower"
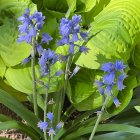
[46,112,54,121]
[105,85,113,94]
[70,66,80,79]
[103,72,115,85]
[79,46,89,54]
[18,9,46,44]
[80,32,88,40]
[38,49,58,76]
[101,62,115,73]
[117,73,127,91]
[58,14,88,55]
[115,60,126,72]
[95,60,127,107]
[113,97,121,107]
[95,81,105,95]
[71,14,82,25]
[55,70,63,76]
[56,121,64,130]
[31,11,45,30]
[42,33,53,44]
[37,44,43,56]
[21,57,30,65]
[68,43,75,54]
[48,127,56,136]
[38,121,48,132]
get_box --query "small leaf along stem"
[44,68,51,140]
[31,42,38,117]
[89,95,110,140]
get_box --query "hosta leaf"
[75,0,140,69]
[76,0,97,12]
[134,106,140,113]
[0,78,27,101]
[132,44,140,69]
[107,75,137,114]
[68,68,103,111]
[0,56,6,77]
[5,62,62,94]
[0,0,36,66]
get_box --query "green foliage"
[1,0,140,139]
[0,0,36,66]
[0,89,43,139]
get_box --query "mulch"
[0,103,32,140]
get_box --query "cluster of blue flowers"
[95,60,127,107]
[38,112,64,136]
[58,14,89,54]
[18,8,53,65]
[38,49,58,76]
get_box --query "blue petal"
[68,43,75,54]
[103,72,115,85]
[38,121,48,132]
[101,62,115,72]
[113,97,121,107]
[46,112,54,121]
[115,60,127,72]
[42,33,53,44]
[117,73,127,91]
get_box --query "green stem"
[31,44,38,117]
[61,56,72,109]
[44,70,51,140]
[51,134,53,140]
[89,95,110,140]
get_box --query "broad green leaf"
[132,44,140,69]
[5,62,63,94]
[0,78,27,101]
[40,15,58,35]
[75,0,140,69]
[0,56,6,77]
[0,0,36,66]
[107,75,137,114]
[0,114,12,122]
[134,106,140,113]
[94,132,140,140]
[0,89,43,138]
[76,0,97,12]
[67,68,103,111]
[0,121,40,140]
[63,124,140,140]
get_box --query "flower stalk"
[31,43,38,117]
[44,69,51,140]
[89,95,110,140]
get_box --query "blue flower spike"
[95,60,127,107]
[58,14,89,55]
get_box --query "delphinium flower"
[38,112,63,137]
[58,14,89,55]
[95,60,127,107]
